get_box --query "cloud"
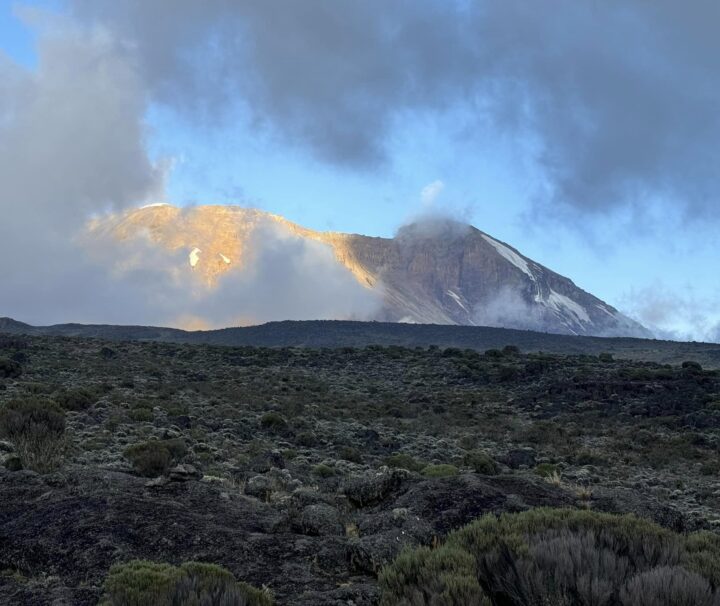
[420,180,445,208]
[0,14,172,326]
[619,284,720,343]
[472,286,547,332]
[69,0,720,218]
[197,222,382,326]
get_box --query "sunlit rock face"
[89,204,650,337]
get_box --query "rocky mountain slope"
[89,204,649,337]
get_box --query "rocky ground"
[1,334,719,604]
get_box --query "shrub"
[379,545,489,606]
[385,453,424,473]
[463,450,499,475]
[100,560,273,606]
[682,360,703,374]
[312,463,336,478]
[0,397,65,473]
[0,357,22,379]
[381,508,720,606]
[128,408,154,422]
[534,462,558,478]
[123,439,187,477]
[619,566,715,606]
[421,464,459,478]
[339,446,363,463]
[260,412,287,432]
[55,387,96,411]
[296,431,317,447]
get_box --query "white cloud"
[420,179,445,207]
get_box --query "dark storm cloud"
[70,0,720,216]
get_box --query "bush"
[421,464,459,478]
[379,545,489,606]
[260,412,287,432]
[128,408,154,422]
[0,357,22,379]
[312,463,336,478]
[534,463,558,478]
[124,439,187,477]
[339,446,363,463]
[55,387,96,411]
[381,508,720,606]
[463,450,498,475]
[0,398,65,472]
[385,453,424,473]
[100,560,273,606]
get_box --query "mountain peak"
[89,204,650,337]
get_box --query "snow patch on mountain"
[481,234,535,280]
[447,290,469,312]
[189,247,202,268]
[546,290,590,324]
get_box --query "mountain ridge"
[2,317,718,368]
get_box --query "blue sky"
[1,1,719,339]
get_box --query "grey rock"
[342,468,407,507]
[1,453,22,472]
[294,503,344,536]
[168,464,202,482]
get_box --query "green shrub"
[100,560,273,606]
[534,462,558,478]
[463,450,498,475]
[128,408,154,422]
[55,387,96,411]
[385,453,424,473]
[260,412,287,432]
[421,464,459,478]
[123,439,187,477]
[311,463,335,478]
[296,431,317,447]
[0,357,22,379]
[0,397,65,473]
[379,545,489,606]
[381,508,720,606]
[339,446,363,463]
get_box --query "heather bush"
[55,387,96,411]
[463,450,498,475]
[421,464,459,478]
[0,397,65,472]
[100,560,273,606]
[619,566,716,606]
[385,453,424,472]
[381,508,720,606]
[0,357,22,379]
[124,438,187,477]
[379,545,489,606]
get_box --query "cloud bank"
[0,12,379,327]
[69,0,720,217]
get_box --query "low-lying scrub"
[0,397,65,472]
[100,560,273,605]
[380,508,720,606]
[123,438,187,477]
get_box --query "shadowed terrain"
[1,331,720,603]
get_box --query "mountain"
[88,204,650,337]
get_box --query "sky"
[0,0,718,341]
